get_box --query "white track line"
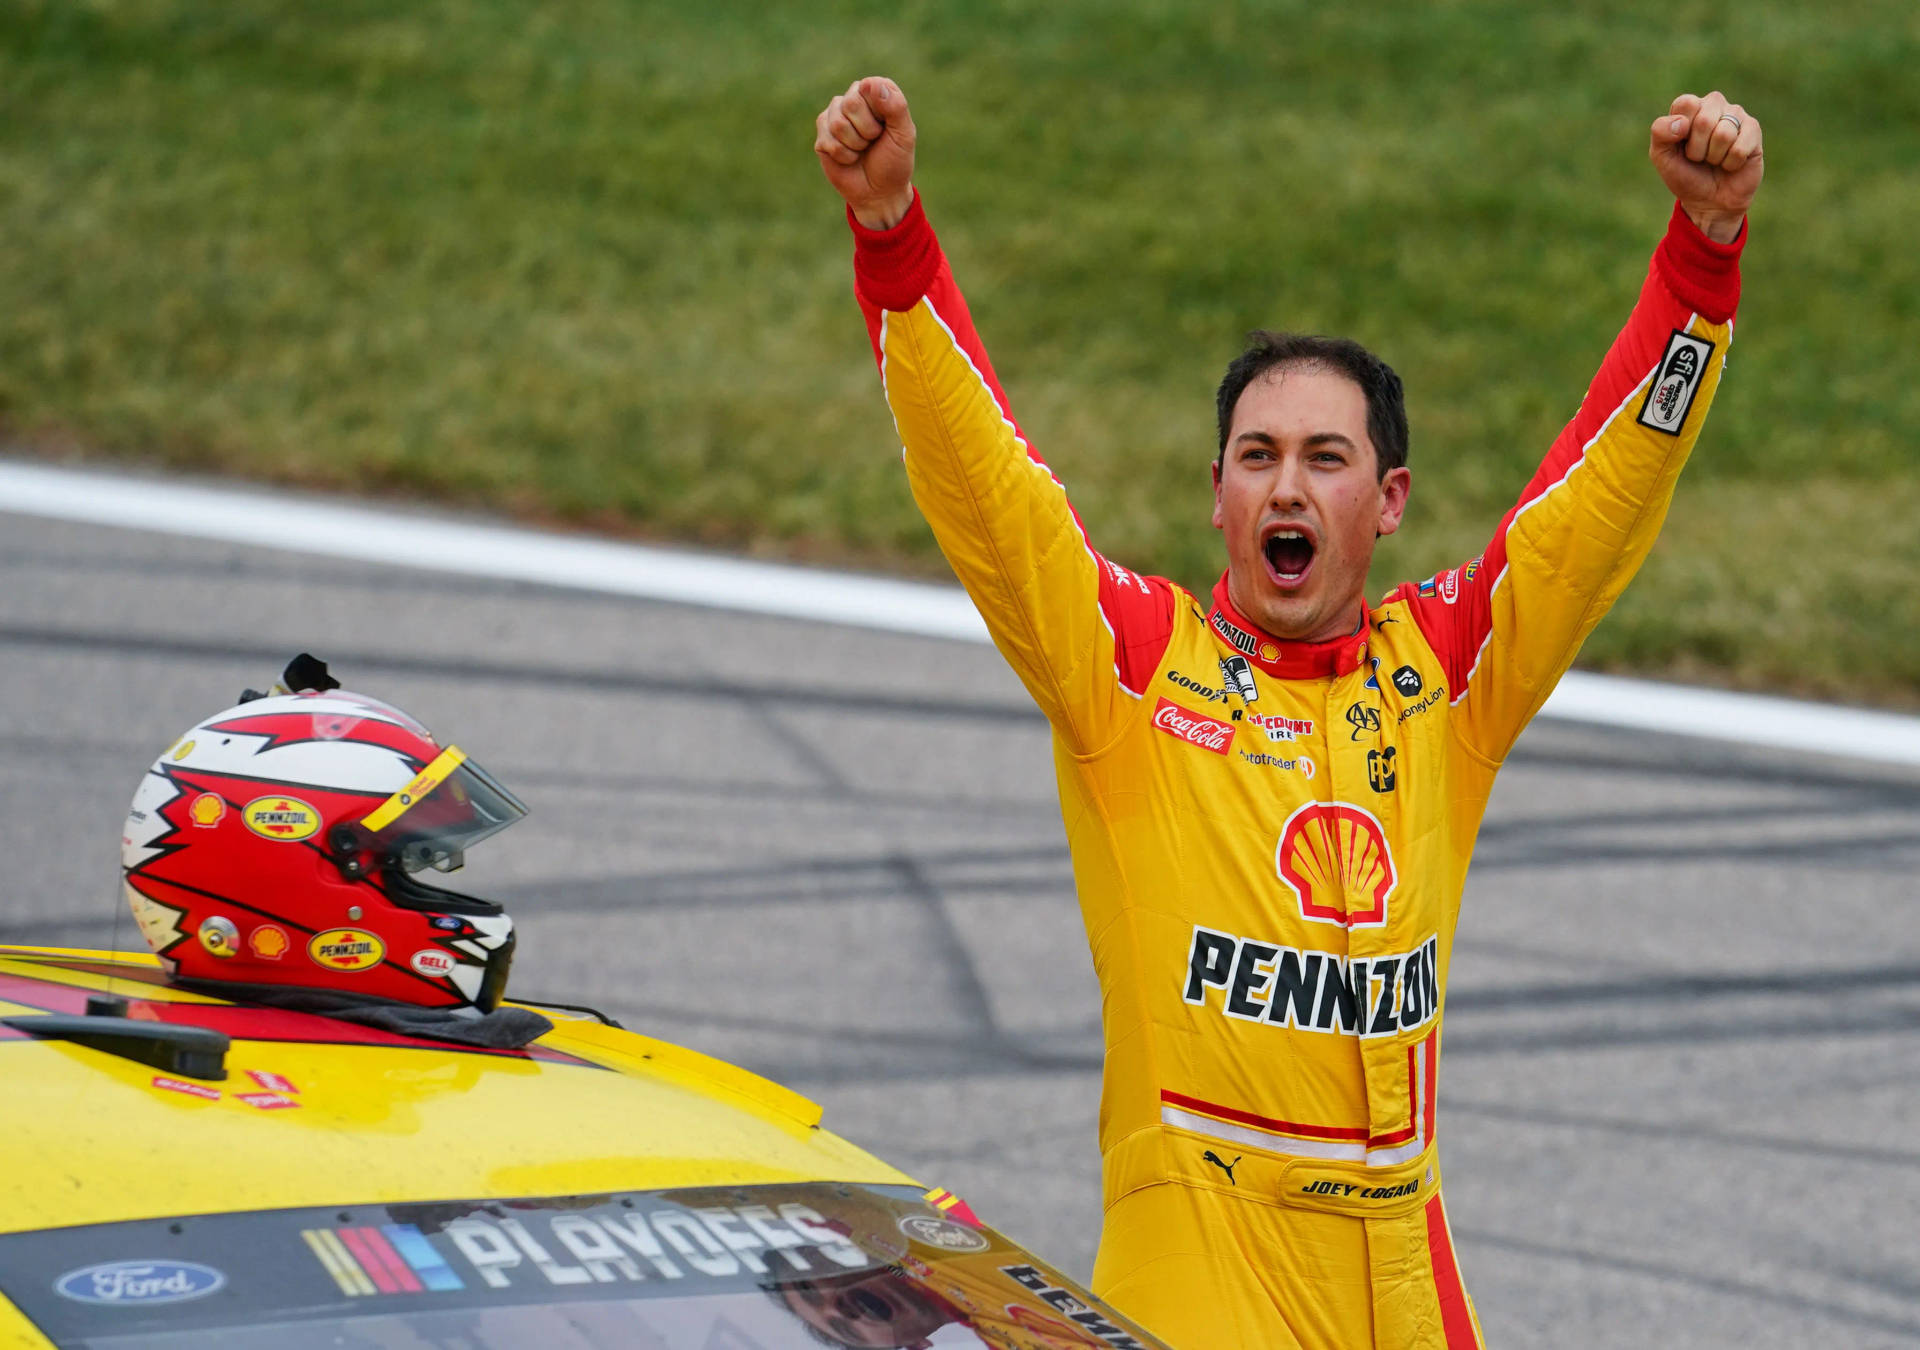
[6,457,1918,767]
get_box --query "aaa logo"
[1275,801,1396,928]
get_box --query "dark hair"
[1214,332,1408,478]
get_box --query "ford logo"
[54,1260,226,1306]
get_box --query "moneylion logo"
[242,795,321,842]
[1275,801,1396,928]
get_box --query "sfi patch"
[309,928,384,972]
[1636,330,1716,436]
[242,795,322,842]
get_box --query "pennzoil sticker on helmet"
[243,796,322,842]
[188,793,226,828]
[309,928,384,972]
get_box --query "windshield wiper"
[4,996,228,1081]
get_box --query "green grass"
[2,1,1917,703]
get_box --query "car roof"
[0,946,909,1235]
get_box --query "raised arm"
[1391,92,1764,763]
[816,78,1176,749]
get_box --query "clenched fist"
[814,76,917,230]
[1650,91,1763,243]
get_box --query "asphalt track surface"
[5,503,1919,1348]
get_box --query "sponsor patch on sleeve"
[1636,329,1717,436]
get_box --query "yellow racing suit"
[848,193,1744,1349]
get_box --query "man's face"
[1212,364,1411,643]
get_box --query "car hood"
[0,946,908,1235]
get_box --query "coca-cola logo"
[1152,698,1234,754]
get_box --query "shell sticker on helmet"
[188,793,227,829]
[249,924,289,960]
[242,796,321,842]
[308,928,384,973]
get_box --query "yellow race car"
[1,660,1170,1349]
[0,943,1168,1349]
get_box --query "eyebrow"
[1233,430,1358,451]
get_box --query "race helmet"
[120,658,528,1012]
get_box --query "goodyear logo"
[309,928,384,972]
[243,795,321,842]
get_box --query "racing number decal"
[1276,801,1396,928]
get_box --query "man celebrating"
[815,78,1760,1349]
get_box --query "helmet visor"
[357,747,527,873]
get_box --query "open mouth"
[1263,528,1316,587]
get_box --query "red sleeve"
[1393,206,1744,755]
[849,192,1178,703]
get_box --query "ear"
[1375,466,1412,537]
[1211,457,1225,530]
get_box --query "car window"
[0,1182,1166,1349]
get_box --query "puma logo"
[1202,1150,1241,1186]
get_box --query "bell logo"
[1275,801,1397,928]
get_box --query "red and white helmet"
[121,667,528,1012]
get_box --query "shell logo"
[1275,801,1396,928]
[249,924,289,960]
[188,793,227,828]
[308,928,384,973]
[242,796,321,842]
